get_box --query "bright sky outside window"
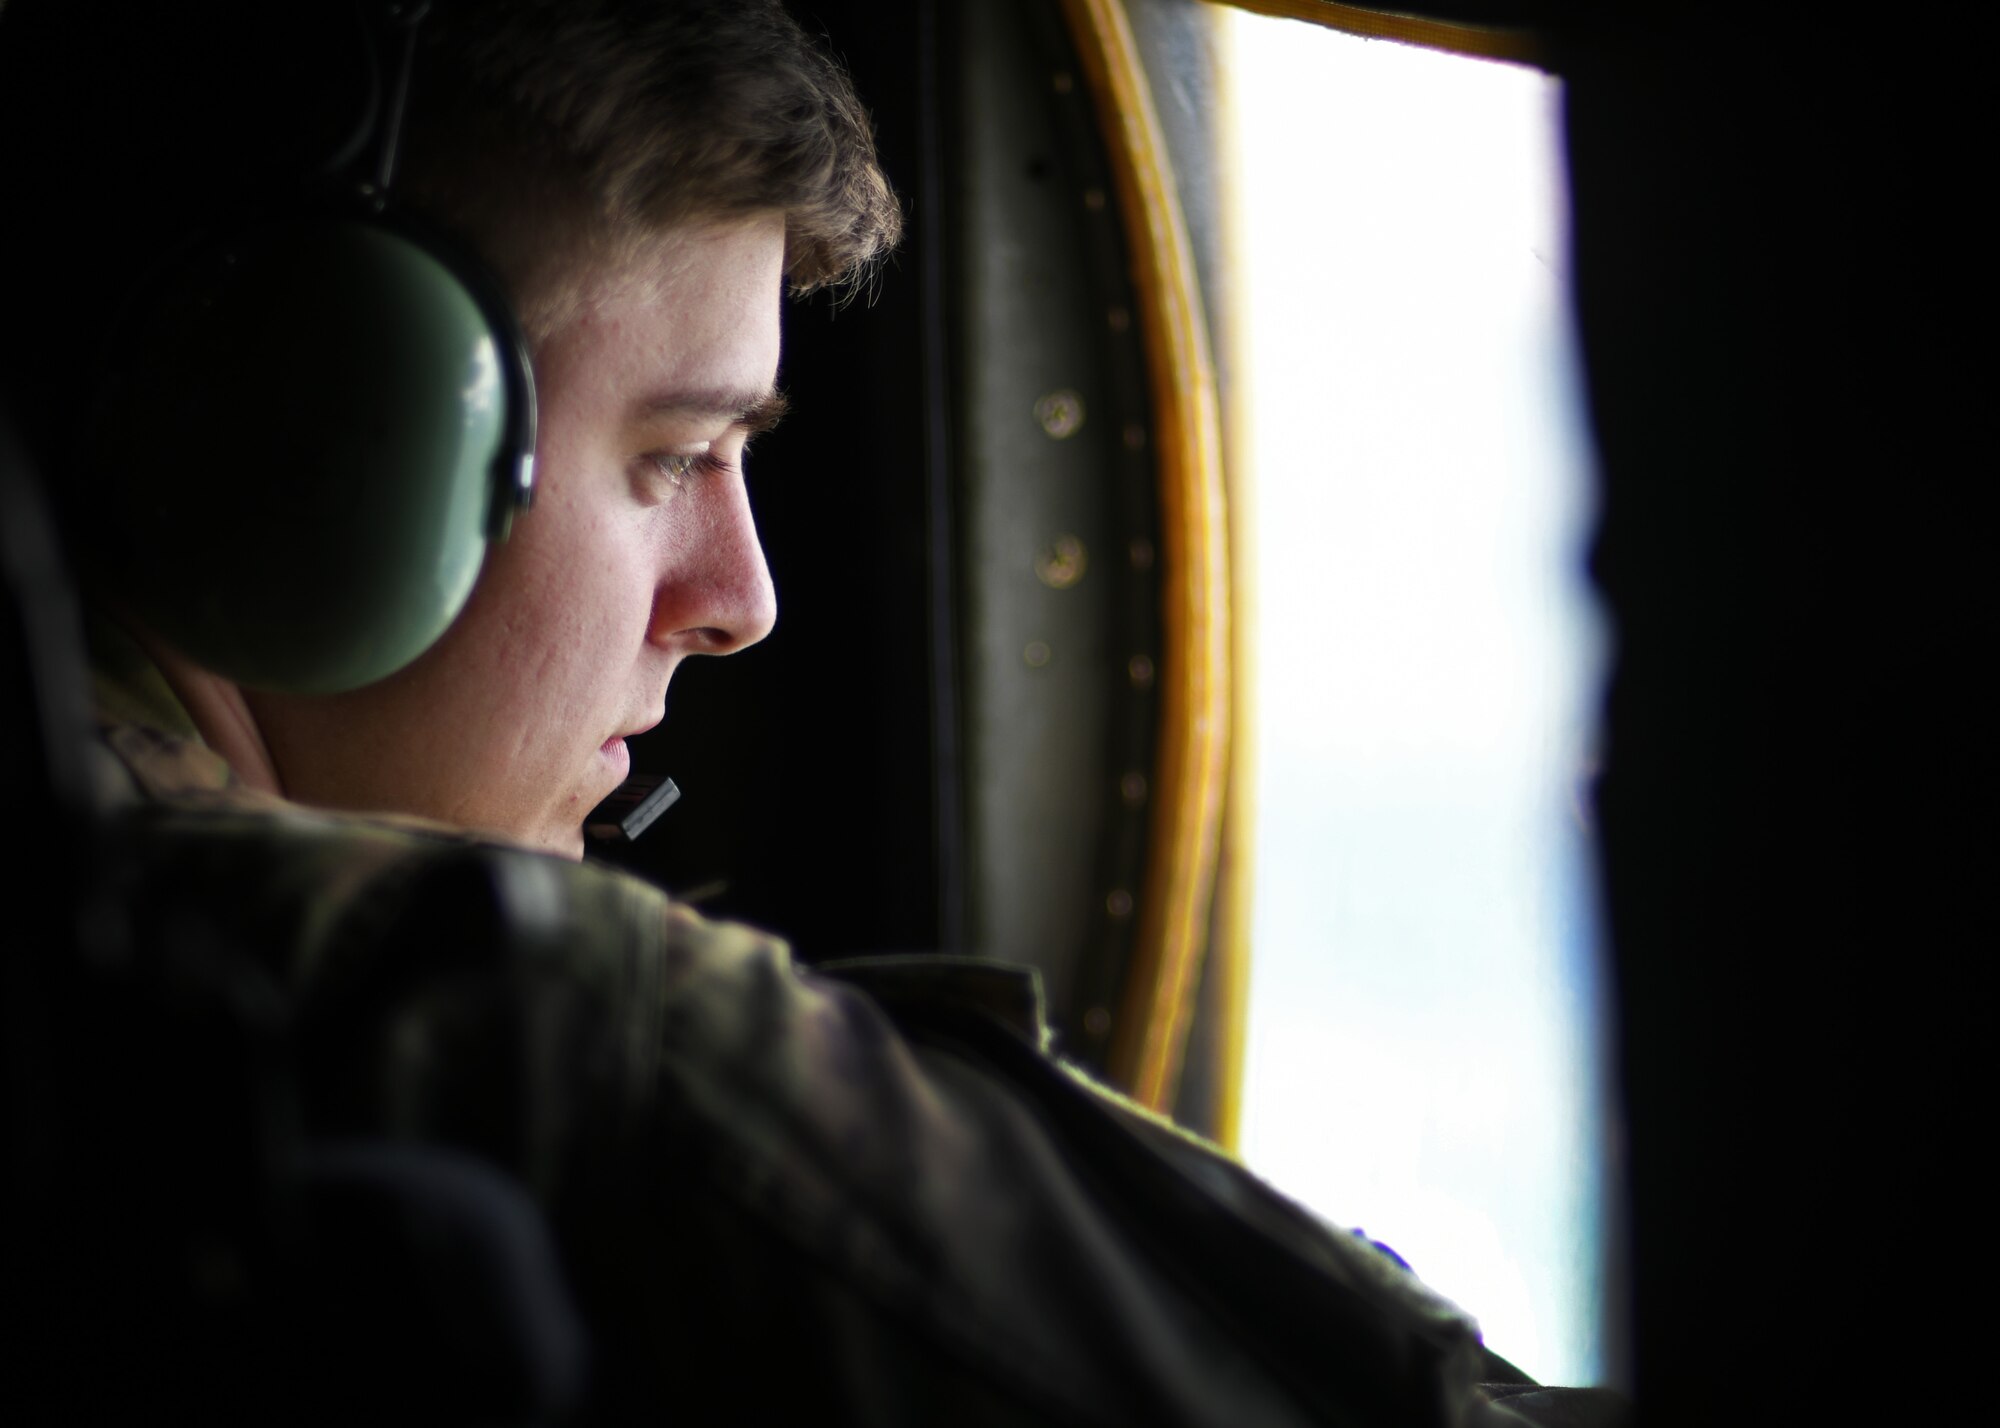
[1219,13,1608,1386]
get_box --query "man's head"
[0,0,899,856]
[253,1,899,855]
[245,211,793,856]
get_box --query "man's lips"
[599,713,661,765]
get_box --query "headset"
[90,0,538,695]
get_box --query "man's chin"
[469,815,587,862]
[524,822,588,862]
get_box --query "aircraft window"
[1217,13,1608,1387]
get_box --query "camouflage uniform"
[83,614,1557,1427]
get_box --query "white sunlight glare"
[1222,14,1608,1387]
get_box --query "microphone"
[585,773,681,844]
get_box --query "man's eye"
[643,448,732,499]
[652,452,704,487]
[636,438,745,505]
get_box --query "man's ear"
[97,212,535,696]
[71,2,539,697]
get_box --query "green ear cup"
[100,218,519,694]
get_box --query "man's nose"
[647,480,777,655]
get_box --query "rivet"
[1053,71,1075,95]
[1128,654,1155,689]
[1120,771,1148,806]
[1106,888,1133,918]
[1123,421,1147,451]
[1024,640,1052,668]
[1107,306,1131,333]
[1128,537,1155,571]
[1034,389,1086,439]
[1083,187,1107,212]
[1034,534,1088,589]
[1084,1006,1111,1037]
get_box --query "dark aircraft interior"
[1,0,1971,1423]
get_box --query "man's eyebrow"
[638,388,790,438]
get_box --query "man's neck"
[138,632,286,796]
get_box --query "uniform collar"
[86,607,252,803]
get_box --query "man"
[9,0,896,861]
[1,2,1606,1422]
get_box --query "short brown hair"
[401,0,902,340]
